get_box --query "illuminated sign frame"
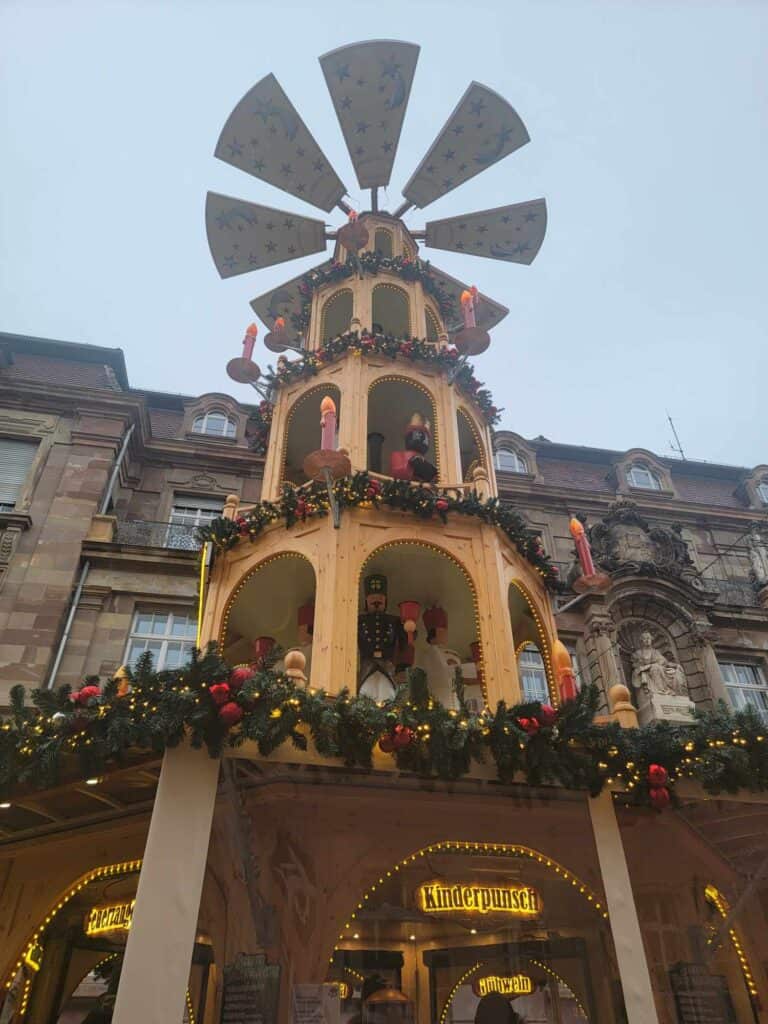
[417,881,542,918]
[84,900,135,937]
[472,975,534,998]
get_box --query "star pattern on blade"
[319,40,419,189]
[424,200,547,265]
[214,73,346,212]
[206,194,327,278]
[401,83,530,209]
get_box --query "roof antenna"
[667,411,687,460]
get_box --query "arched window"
[425,306,440,343]
[320,288,353,342]
[373,228,394,258]
[372,283,410,338]
[627,464,661,490]
[494,448,527,474]
[192,411,236,438]
[757,480,768,504]
[518,644,549,702]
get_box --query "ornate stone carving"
[588,500,713,594]
[746,522,768,587]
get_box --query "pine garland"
[2,650,768,808]
[293,253,456,332]
[197,471,561,590]
[265,330,502,427]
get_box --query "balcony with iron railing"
[85,515,202,552]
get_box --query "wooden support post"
[112,742,220,1024]
[588,790,659,1024]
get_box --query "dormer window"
[758,480,768,505]
[627,464,661,490]
[494,448,527,474]
[192,411,236,438]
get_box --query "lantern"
[363,988,415,1023]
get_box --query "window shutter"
[0,439,38,509]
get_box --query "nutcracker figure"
[357,574,410,701]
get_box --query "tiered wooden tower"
[201,39,575,713]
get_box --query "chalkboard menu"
[670,964,737,1024]
[222,954,280,1024]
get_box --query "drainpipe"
[45,424,135,690]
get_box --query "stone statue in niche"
[631,630,688,697]
[619,622,695,726]
[747,523,768,587]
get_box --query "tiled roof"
[536,457,613,493]
[4,353,123,390]
[148,408,184,439]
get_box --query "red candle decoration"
[569,517,596,578]
[243,322,258,361]
[320,395,337,450]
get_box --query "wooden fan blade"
[206,193,327,278]
[426,199,547,264]
[401,83,529,210]
[214,73,347,213]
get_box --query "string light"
[331,840,608,964]
[4,860,142,992]
[704,884,759,999]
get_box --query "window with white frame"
[757,480,768,505]
[719,661,768,723]
[192,411,236,438]
[167,495,222,549]
[124,608,197,671]
[518,645,549,702]
[494,448,527,474]
[627,464,662,490]
[0,438,38,512]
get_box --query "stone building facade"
[2,331,767,727]
[2,331,768,1024]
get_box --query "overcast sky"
[1,0,766,467]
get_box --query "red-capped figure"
[389,412,437,483]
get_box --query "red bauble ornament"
[537,704,557,728]
[392,724,414,750]
[647,764,668,788]
[378,734,395,754]
[435,498,449,513]
[517,717,540,735]
[219,702,244,728]
[649,785,671,810]
[70,684,101,706]
[209,683,231,706]
[296,499,307,518]
[229,666,255,692]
